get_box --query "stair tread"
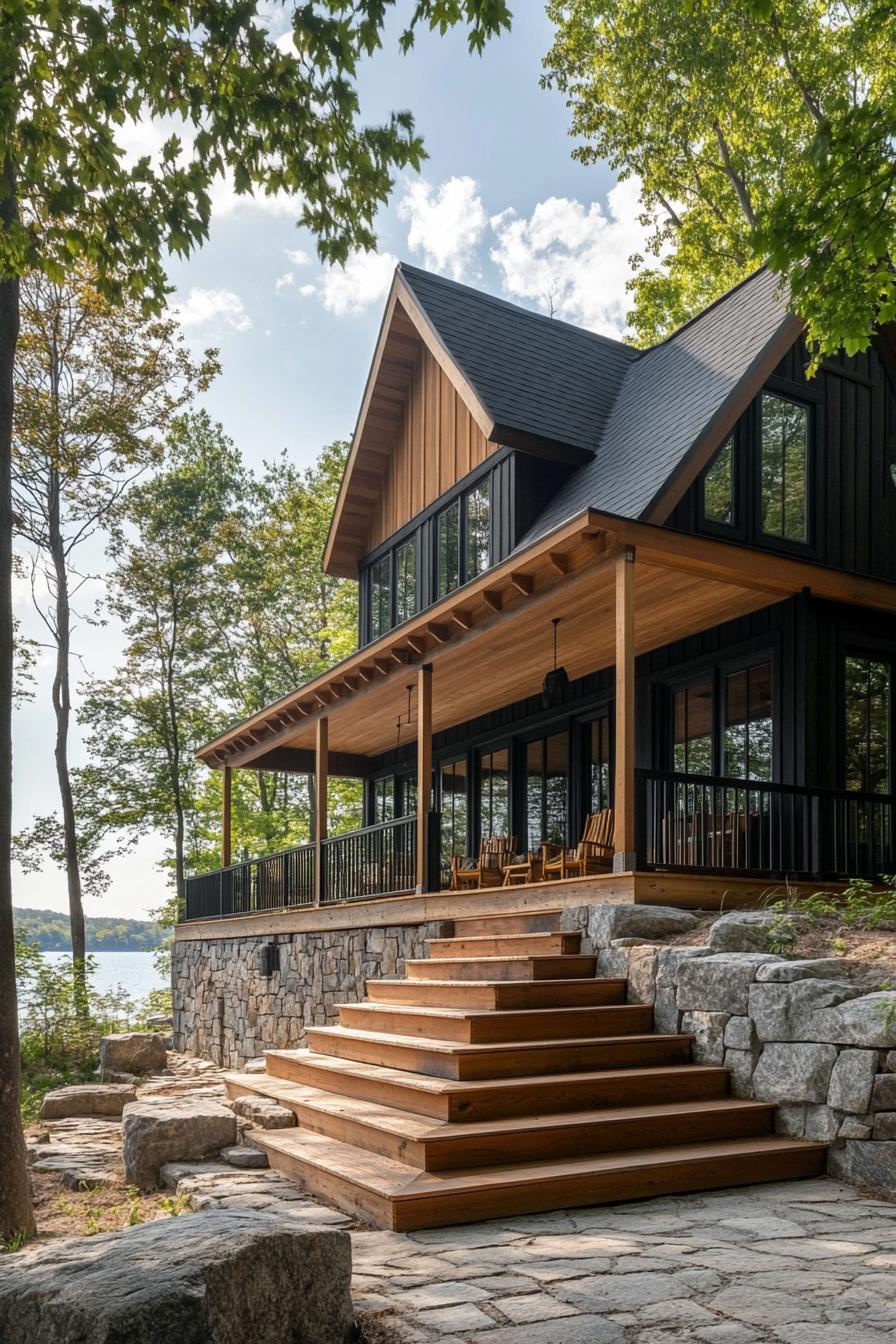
[335,1001,640,1021]
[256,1127,826,1203]
[307,1025,688,1056]
[431,933,572,944]
[225,1072,772,1144]
[375,977,625,988]
[410,956,593,965]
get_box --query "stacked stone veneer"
[172,921,450,1070]
[172,903,896,1189]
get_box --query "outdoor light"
[541,617,570,708]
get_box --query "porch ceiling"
[198,510,896,769]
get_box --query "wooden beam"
[416,664,433,893]
[547,552,570,576]
[390,648,412,665]
[405,634,427,655]
[243,746,371,778]
[221,766,232,868]
[451,610,474,631]
[510,572,534,596]
[314,717,328,907]
[427,623,451,644]
[614,547,636,870]
[482,590,502,613]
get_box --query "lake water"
[41,950,167,1002]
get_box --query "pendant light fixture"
[541,617,570,709]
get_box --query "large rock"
[122,1098,237,1189]
[229,1095,297,1130]
[828,1139,896,1189]
[752,1042,838,1103]
[676,953,780,1015]
[39,1083,136,1120]
[0,1209,353,1343]
[586,904,700,948]
[749,980,896,1046]
[871,1072,896,1112]
[755,957,864,983]
[707,910,790,953]
[680,1010,728,1064]
[827,1049,879,1115]
[100,1032,167,1077]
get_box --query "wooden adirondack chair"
[542,809,614,880]
[450,835,517,890]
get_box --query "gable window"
[673,679,714,775]
[724,661,773,780]
[437,498,461,598]
[370,555,392,640]
[761,393,809,543]
[703,435,734,526]
[844,656,891,793]
[466,479,491,580]
[395,538,417,625]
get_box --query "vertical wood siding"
[367,346,495,552]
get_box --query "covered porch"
[184,508,896,924]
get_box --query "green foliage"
[1,1,511,305]
[13,907,164,952]
[0,1230,27,1254]
[544,0,896,362]
[799,877,896,930]
[765,909,798,957]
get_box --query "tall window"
[589,715,612,813]
[761,393,809,543]
[703,436,734,526]
[844,656,891,793]
[479,746,510,839]
[439,758,468,878]
[437,499,461,598]
[525,733,568,850]
[673,679,714,775]
[466,479,491,580]
[395,538,417,624]
[370,555,391,639]
[371,776,395,824]
[724,662,773,780]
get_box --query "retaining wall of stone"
[172,903,896,1188]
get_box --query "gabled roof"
[398,264,638,453]
[518,268,801,547]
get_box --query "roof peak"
[397,261,637,359]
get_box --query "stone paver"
[350,1179,896,1343]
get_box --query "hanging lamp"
[541,617,570,709]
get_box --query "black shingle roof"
[517,268,792,544]
[399,264,637,453]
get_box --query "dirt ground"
[26,1164,186,1245]
[671,909,896,981]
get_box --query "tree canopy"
[544,0,896,361]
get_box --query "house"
[189,263,896,918]
[174,263,895,1228]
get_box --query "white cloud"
[321,250,398,316]
[286,248,311,267]
[398,176,487,281]
[173,287,252,334]
[489,178,647,337]
[275,272,295,292]
[298,283,317,298]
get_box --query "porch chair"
[450,835,517,890]
[542,809,614,880]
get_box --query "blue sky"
[13,4,646,921]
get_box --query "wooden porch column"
[221,766,232,868]
[614,546,637,871]
[416,663,433,892]
[313,716,328,906]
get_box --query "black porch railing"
[183,815,418,920]
[636,768,895,879]
[321,815,416,903]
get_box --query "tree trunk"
[48,473,86,993]
[0,155,36,1240]
[163,596,186,905]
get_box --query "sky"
[12,4,648,922]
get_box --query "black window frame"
[699,432,738,533]
[757,390,814,551]
[435,476,493,598]
[840,649,894,795]
[665,647,779,782]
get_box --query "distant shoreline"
[14,905,165,954]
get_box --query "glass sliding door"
[478,746,510,841]
[844,657,891,793]
[525,733,569,850]
[588,714,612,814]
[439,757,468,881]
[672,679,714,774]
[724,661,773,781]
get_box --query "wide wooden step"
[428,932,581,958]
[225,1073,777,1172]
[265,1050,733,1121]
[255,1126,828,1231]
[406,955,597,982]
[305,1025,692,1081]
[366,977,627,1009]
[451,909,563,937]
[337,1000,652,1044]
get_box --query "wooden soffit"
[198,511,896,769]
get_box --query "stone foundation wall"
[172,920,450,1069]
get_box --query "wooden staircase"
[223,909,826,1231]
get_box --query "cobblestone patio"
[351,1178,896,1343]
